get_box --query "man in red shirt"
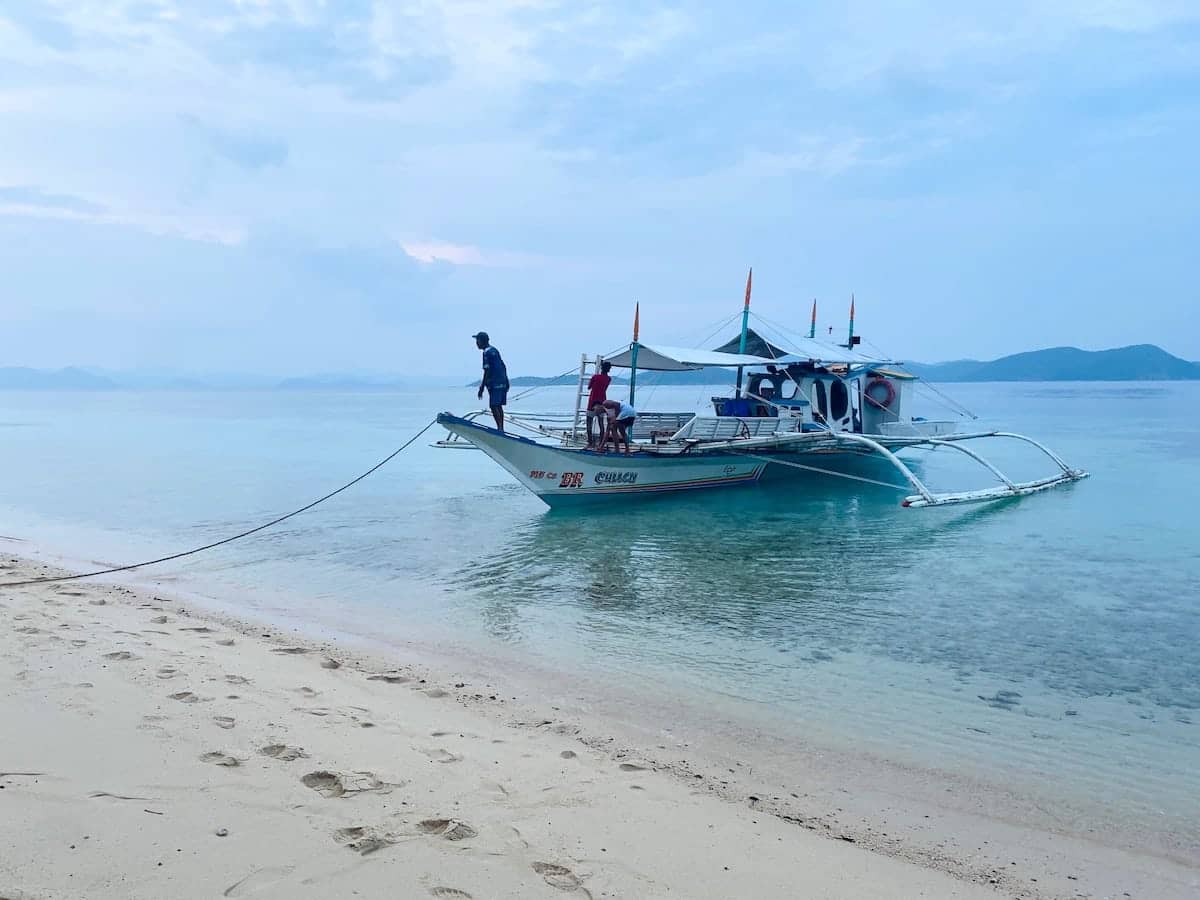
[585,360,612,447]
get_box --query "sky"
[2,1,1198,376]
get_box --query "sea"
[2,380,1198,850]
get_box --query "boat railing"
[630,412,698,442]
[672,415,802,442]
[433,409,579,449]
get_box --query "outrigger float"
[437,273,1088,509]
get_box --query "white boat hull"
[437,414,765,505]
[436,414,1089,509]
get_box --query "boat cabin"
[594,332,949,442]
[713,363,918,436]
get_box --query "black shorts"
[617,416,635,430]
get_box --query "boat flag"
[809,298,817,339]
[738,268,752,352]
[629,302,642,405]
[736,267,752,391]
[847,294,857,348]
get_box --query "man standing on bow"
[473,331,509,432]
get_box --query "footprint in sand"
[179,626,213,633]
[618,762,647,772]
[320,658,341,669]
[88,598,106,606]
[417,819,478,842]
[430,888,474,899]
[292,686,319,697]
[157,667,180,680]
[259,744,308,761]
[560,750,577,759]
[532,862,584,891]
[367,673,411,684]
[333,826,397,855]
[213,716,236,730]
[424,688,450,699]
[70,639,88,648]
[272,646,310,655]
[222,866,295,898]
[301,771,396,798]
[216,638,235,647]
[224,675,251,685]
[103,651,136,661]
[200,751,241,767]
[15,626,40,635]
[89,791,157,802]
[421,748,464,764]
[169,691,210,703]
[150,615,169,624]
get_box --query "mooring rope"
[0,419,438,588]
[731,450,913,493]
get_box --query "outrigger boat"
[436,274,1088,508]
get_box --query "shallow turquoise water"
[1,382,1197,833]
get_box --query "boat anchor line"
[0,419,440,588]
[738,431,1088,508]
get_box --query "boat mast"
[735,267,752,395]
[629,302,640,406]
[809,298,817,339]
[846,294,855,348]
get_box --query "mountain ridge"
[901,344,1200,382]
[3,344,1198,389]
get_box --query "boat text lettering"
[559,472,584,488]
[595,471,638,485]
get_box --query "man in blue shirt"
[473,331,510,431]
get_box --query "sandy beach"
[1,550,1195,900]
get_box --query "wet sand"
[1,551,1195,899]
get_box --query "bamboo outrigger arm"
[830,431,1089,508]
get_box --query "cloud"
[0,184,103,214]
[399,239,547,270]
[182,116,289,170]
[0,184,243,245]
[1,3,77,52]
[1,1,1199,366]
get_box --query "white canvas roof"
[604,344,777,371]
[772,337,893,366]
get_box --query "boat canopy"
[772,337,894,367]
[712,326,894,366]
[604,343,777,372]
[712,328,789,360]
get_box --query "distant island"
[4,344,1198,390]
[276,375,408,391]
[509,344,1200,386]
[0,366,116,390]
[901,344,1200,382]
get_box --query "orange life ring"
[865,377,896,410]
